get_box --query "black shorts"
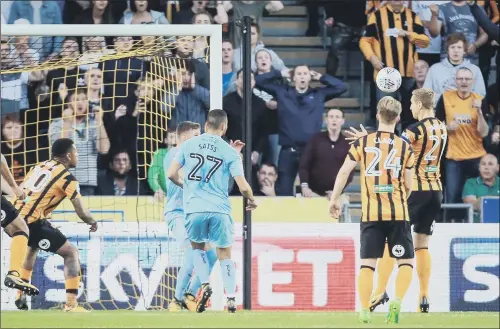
[27,220,67,253]
[1,195,19,228]
[360,221,414,259]
[408,190,443,235]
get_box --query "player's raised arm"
[1,154,25,200]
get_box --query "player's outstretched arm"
[233,176,257,211]
[329,158,358,218]
[167,159,184,188]
[71,198,98,232]
[0,154,25,200]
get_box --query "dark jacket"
[96,171,146,196]
[255,70,346,147]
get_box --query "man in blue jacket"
[255,65,346,196]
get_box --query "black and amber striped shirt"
[14,160,81,224]
[348,132,415,222]
[402,118,447,191]
[360,4,430,79]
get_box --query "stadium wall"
[1,222,498,313]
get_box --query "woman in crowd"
[120,0,169,24]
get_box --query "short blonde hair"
[412,88,435,110]
[377,96,401,124]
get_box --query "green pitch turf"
[1,311,498,328]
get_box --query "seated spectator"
[225,0,284,47]
[166,60,210,131]
[299,108,353,199]
[8,0,63,61]
[174,35,210,89]
[120,0,168,24]
[1,116,38,184]
[436,67,489,221]
[254,163,278,196]
[462,154,500,222]
[485,83,499,159]
[428,1,488,64]
[224,70,270,167]
[63,0,91,24]
[97,150,146,196]
[255,65,346,196]
[233,22,287,73]
[222,39,237,96]
[49,89,111,196]
[424,33,486,103]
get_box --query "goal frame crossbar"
[1,24,223,111]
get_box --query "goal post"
[0,23,232,311]
[1,24,223,111]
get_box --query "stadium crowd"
[0,0,498,223]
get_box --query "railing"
[342,203,474,223]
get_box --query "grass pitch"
[1,311,498,328]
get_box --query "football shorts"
[28,220,68,253]
[165,210,187,248]
[1,195,19,229]
[408,190,442,236]
[185,212,234,248]
[360,220,414,259]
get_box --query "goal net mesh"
[0,33,211,310]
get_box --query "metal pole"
[241,15,253,310]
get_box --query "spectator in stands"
[101,36,142,113]
[0,38,29,118]
[469,0,500,42]
[166,60,210,131]
[485,83,499,159]
[173,0,227,24]
[49,89,111,196]
[8,0,63,61]
[224,70,270,168]
[73,0,114,24]
[477,0,499,86]
[255,65,346,196]
[97,150,146,196]
[233,22,287,73]
[401,59,429,131]
[254,163,278,196]
[120,0,169,24]
[424,33,486,103]
[428,1,488,64]
[1,116,38,184]
[299,108,353,199]
[191,11,228,60]
[254,48,280,166]
[412,0,450,67]
[63,0,91,24]
[174,35,210,89]
[436,67,489,220]
[360,0,430,103]
[462,154,500,222]
[225,1,284,47]
[222,39,237,96]
[320,0,367,75]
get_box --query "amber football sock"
[358,266,375,309]
[374,243,395,296]
[65,276,81,305]
[416,248,431,298]
[395,264,413,301]
[9,232,29,274]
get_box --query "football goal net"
[0,23,223,311]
